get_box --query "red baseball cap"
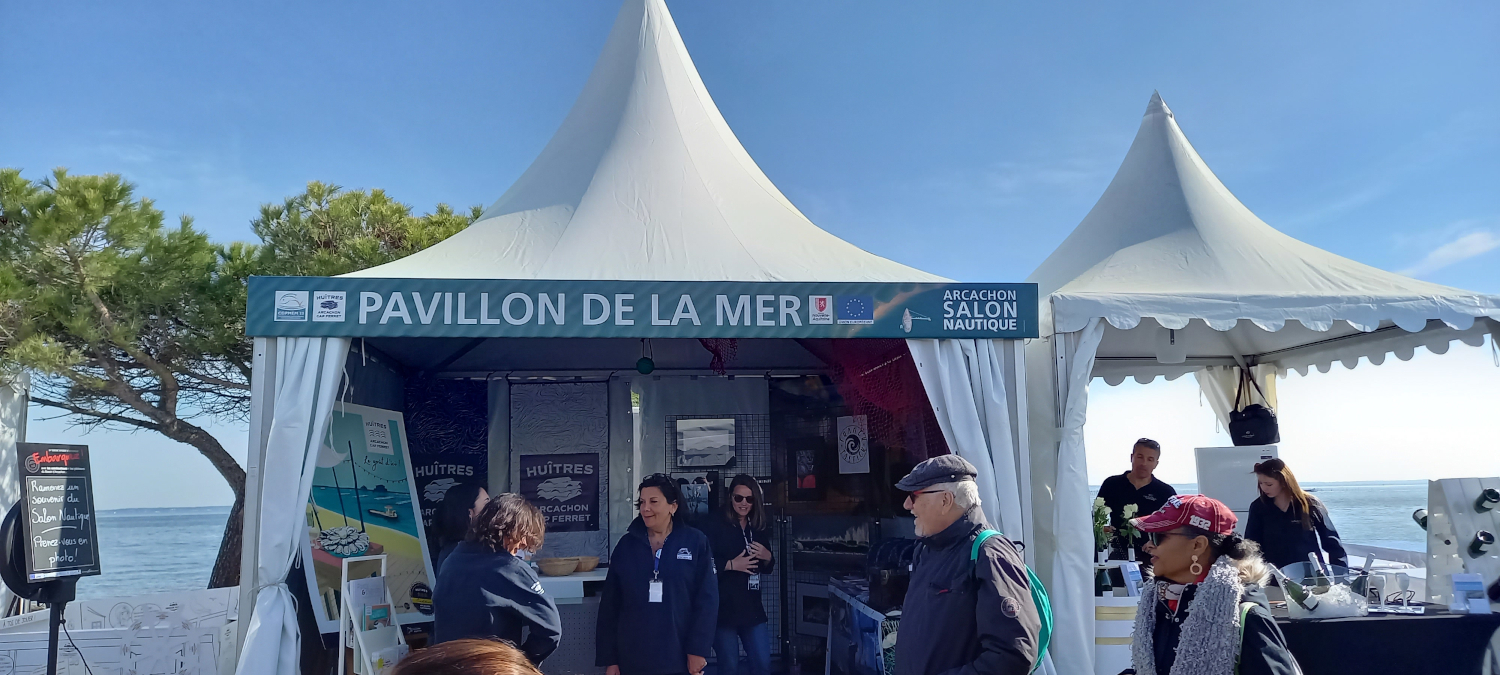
[1129,494,1238,535]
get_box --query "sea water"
[74,481,1431,601]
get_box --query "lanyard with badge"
[650,547,664,602]
[743,526,760,591]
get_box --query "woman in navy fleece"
[597,473,719,675]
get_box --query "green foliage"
[0,169,477,586]
[252,181,482,277]
[0,168,251,428]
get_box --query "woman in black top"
[433,493,561,666]
[705,475,774,675]
[1244,459,1347,570]
[434,482,488,575]
[597,474,718,675]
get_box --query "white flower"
[1122,503,1139,518]
[1093,497,1106,509]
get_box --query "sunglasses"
[732,494,755,504]
[1146,530,1194,547]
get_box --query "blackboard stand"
[0,502,79,675]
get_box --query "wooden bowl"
[575,556,600,572]
[537,557,580,577]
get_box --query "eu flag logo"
[836,296,874,325]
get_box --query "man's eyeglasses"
[732,494,754,504]
[908,488,947,500]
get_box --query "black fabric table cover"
[1276,606,1500,675]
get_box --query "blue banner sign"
[246,277,1039,339]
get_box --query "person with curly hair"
[433,493,561,666]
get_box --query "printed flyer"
[302,403,436,633]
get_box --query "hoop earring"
[1190,555,1203,577]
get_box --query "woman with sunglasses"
[597,474,718,675]
[1125,495,1300,675]
[1245,458,1347,570]
[705,475,775,675]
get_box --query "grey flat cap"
[895,454,978,491]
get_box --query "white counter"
[537,568,609,605]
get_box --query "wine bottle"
[1308,552,1331,594]
[1272,566,1320,612]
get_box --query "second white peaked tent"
[1025,93,1500,675]
[349,0,942,283]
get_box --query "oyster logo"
[312,291,346,322]
[537,477,584,502]
[274,291,309,322]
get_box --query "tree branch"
[29,396,162,432]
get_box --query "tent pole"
[237,337,278,667]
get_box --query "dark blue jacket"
[433,541,562,665]
[596,518,719,675]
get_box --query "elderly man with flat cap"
[894,455,1040,675]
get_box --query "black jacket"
[1142,584,1300,675]
[893,508,1039,675]
[432,541,562,665]
[435,541,459,580]
[596,518,719,675]
[1244,497,1347,570]
[1097,473,1176,558]
[705,517,775,629]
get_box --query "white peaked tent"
[1024,92,1500,675]
[237,2,1044,673]
[346,0,940,284]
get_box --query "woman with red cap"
[1123,495,1301,675]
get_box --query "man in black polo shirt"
[1096,438,1176,560]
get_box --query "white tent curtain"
[1195,364,1279,431]
[907,339,1024,537]
[1048,319,1106,675]
[237,337,350,675]
[909,338,1055,675]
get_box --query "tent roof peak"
[348,0,944,283]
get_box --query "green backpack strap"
[972,529,1052,673]
[1233,601,1257,675]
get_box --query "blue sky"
[4,1,1497,507]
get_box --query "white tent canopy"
[1030,92,1500,383]
[1025,92,1500,675]
[239,2,1041,673]
[347,0,941,284]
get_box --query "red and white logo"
[809,295,833,324]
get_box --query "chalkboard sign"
[17,443,101,581]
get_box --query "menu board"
[16,443,101,581]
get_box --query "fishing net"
[804,339,948,463]
[699,338,739,375]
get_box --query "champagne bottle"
[1308,552,1331,594]
[1272,565,1320,612]
[1350,554,1375,597]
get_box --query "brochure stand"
[336,555,408,675]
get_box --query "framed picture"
[796,582,831,636]
[677,418,736,467]
[787,437,829,502]
[672,472,717,519]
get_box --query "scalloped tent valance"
[1027,92,1500,381]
